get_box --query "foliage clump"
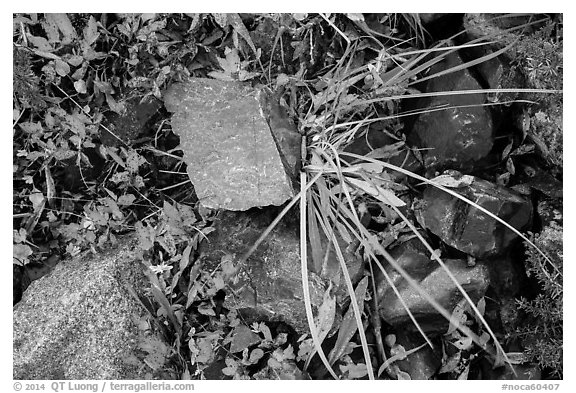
[511,18,563,168]
[515,221,563,377]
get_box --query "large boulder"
[13,235,175,380]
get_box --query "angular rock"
[198,210,362,334]
[376,237,490,332]
[164,78,296,210]
[405,51,494,171]
[258,88,302,184]
[13,235,175,380]
[414,173,533,258]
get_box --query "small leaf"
[346,177,405,207]
[83,16,99,45]
[67,55,84,67]
[29,192,45,212]
[249,348,265,364]
[506,157,516,175]
[226,13,257,54]
[328,276,368,364]
[429,172,474,188]
[316,284,336,342]
[502,140,513,159]
[346,13,365,22]
[212,13,228,29]
[230,325,261,353]
[27,35,53,51]
[13,244,33,264]
[45,13,77,45]
[117,193,136,206]
[258,323,273,342]
[73,79,87,94]
[44,167,56,207]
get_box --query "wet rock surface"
[414,173,532,258]
[405,51,494,171]
[198,209,363,334]
[198,210,323,334]
[376,237,491,333]
[13,235,175,379]
[164,78,297,210]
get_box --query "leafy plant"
[514,223,563,377]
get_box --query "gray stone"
[198,210,362,334]
[414,173,533,258]
[13,235,175,380]
[198,210,324,334]
[164,78,294,210]
[405,51,494,171]
[376,237,490,332]
[258,88,302,184]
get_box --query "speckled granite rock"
[13,235,175,380]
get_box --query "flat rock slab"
[164,78,294,210]
[13,236,175,380]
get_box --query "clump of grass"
[247,14,562,379]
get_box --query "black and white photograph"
[11,9,565,386]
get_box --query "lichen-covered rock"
[414,173,532,258]
[13,235,175,380]
[164,78,296,210]
[405,51,494,171]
